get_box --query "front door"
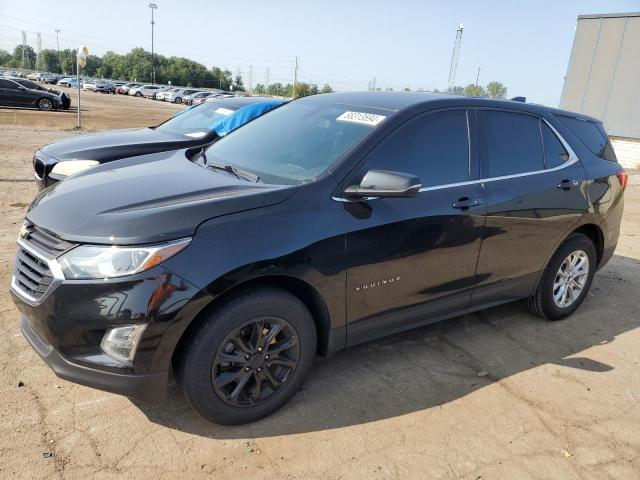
[342,108,486,345]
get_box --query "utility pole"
[20,31,27,70]
[447,23,464,91]
[293,56,299,98]
[149,3,157,84]
[265,67,270,94]
[55,29,61,73]
[35,32,42,71]
[475,67,481,87]
[248,64,253,93]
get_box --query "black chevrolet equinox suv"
[11,92,627,424]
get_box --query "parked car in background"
[11,78,71,109]
[195,92,235,105]
[12,92,627,425]
[82,79,97,91]
[156,88,178,101]
[94,81,116,93]
[129,85,165,97]
[57,78,73,87]
[42,74,61,85]
[117,83,141,95]
[187,91,215,106]
[143,86,170,99]
[164,88,200,104]
[0,77,64,110]
[26,72,44,81]
[32,96,287,189]
[182,91,207,106]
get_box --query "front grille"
[21,223,75,256]
[33,156,46,180]
[11,223,74,303]
[13,247,54,300]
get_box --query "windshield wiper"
[200,149,259,182]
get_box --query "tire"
[37,98,53,111]
[174,97,182,104]
[178,287,317,425]
[526,233,597,321]
[135,92,142,97]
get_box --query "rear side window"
[366,109,470,188]
[0,79,19,89]
[481,110,544,177]
[540,122,569,168]
[557,115,617,162]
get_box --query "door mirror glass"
[344,169,421,199]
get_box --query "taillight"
[616,170,629,191]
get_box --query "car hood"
[39,127,208,162]
[27,150,296,245]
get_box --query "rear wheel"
[174,97,182,104]
[526,233,596,320]
[135,91,142,97]
[37,98,53,111]
[179,288,317,425]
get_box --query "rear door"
[471,109,589,307]
[343,108,486,344]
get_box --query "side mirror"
[344,169,421,199]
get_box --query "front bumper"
[21,317,168,403]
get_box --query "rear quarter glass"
[556,115,617,162]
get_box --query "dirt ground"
[0,92,639,480]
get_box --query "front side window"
[366,109,470,188]
[481,110,544,177]
[206,102,391,185]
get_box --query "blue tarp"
[210,99,286,136]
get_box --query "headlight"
[58,238,191,279]
[51,160,100,177]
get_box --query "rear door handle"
[452,198,483,209]
[558,179,579,190]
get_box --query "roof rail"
[510,96,526,102]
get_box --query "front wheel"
[37,98,53,111]
[526,233,597,320]
[179,288,317,425]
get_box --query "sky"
[0,0,638,106]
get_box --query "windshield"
[156,102,239,137]
[205,101,391,185]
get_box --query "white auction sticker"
[336,111,386,126]
[215,107,234,116]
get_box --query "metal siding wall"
[602,16,640,138]
[560,14,640,138]
[560,19,601,113]
[580,18,625,116]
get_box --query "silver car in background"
[164,88,201,104]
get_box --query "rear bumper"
[21,317,168,403]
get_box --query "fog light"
[100,324,147,364]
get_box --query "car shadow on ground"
[133,254,640,438]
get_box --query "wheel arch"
[572,223,604,266]
[171,274,333,373]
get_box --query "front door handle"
[452,197,483,209]
[558,179,579,190]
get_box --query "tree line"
[0,44,506,99]
[0,45,335,98]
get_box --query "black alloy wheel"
[212,317,300,407]
[178,287,316,425]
